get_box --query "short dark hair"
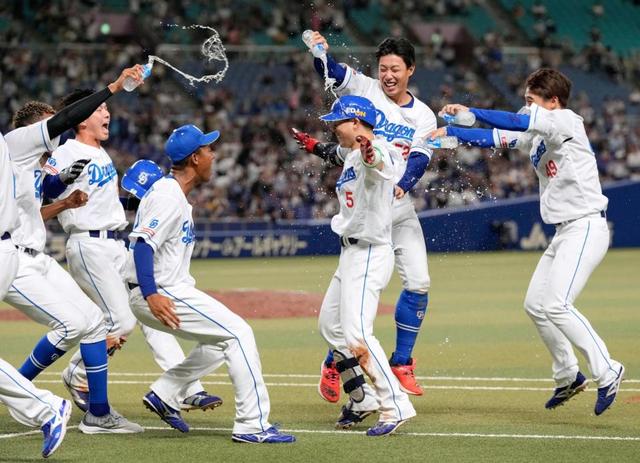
[525,68,572,108]
[375,37,416,68]
[59,88,94,131]
[12,101,55,128]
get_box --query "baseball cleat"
[79,409,144,434]
[181,391,223,412]
[335,400,377,429]
[231,425,296,444]
[390,358,424,396]
[366,419,409,437]
[143,391,189,432]
[595,364,625,416]
[545,371,588,409]
[61,370,89,413]
[318,360,341,403]
[41,399,72,458]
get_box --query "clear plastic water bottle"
[426,136,459,149]
[302,30,326,58]
[123,63,153,92]
[441,111,476,127]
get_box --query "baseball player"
[297,32,437,399]
[316,95,415,436]
[42,90,221,414]
[0,358,71,458]
[2,67,145,433]
[126,124,295,443]
[431,68,624,415]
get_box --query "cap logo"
[137,172,149,185]
[344,107,366,118]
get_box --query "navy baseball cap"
[319,95,377,128]
[165,124,220,163]
[121,159,164,199]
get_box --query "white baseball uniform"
[0,357,64,428]
[318,140,416,422]
[2,122,105,350]
[126,176,272,434]
[335,65,436,294]
[497,103,622,388]
[0,132,20,299]
[44,140,201,397]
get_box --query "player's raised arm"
[46,65,144,140]
[306,31,347,86]
[290,128,344,167]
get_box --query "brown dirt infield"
[0,290,395,321]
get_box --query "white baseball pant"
[0,239,18,299]
[524,216,622,388]
[0,357,64,428]
[4,252,105,350]
[63,236,202,397]
[319,242,416,422]
[129,284,272,434]
[392,199,430,294]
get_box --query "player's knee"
[403,275,430,294]
[63,315,105,346]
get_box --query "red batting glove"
[356,135,376,166]
[291,127,319,154]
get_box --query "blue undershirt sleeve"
[396,151,430,193]
[313,54,346,86]
[133,239,158,298]
[42,174,67,199]
[469,108,530,131]
[446,127,497,148]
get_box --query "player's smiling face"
[524,87,560,110]
[81,103,110,142]
[377,54,414,101]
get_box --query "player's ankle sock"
[324,349,334,366]
[391,290,429,365]
[80,340,110,416]
[18,336,66,380]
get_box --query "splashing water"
[149,24,229,86]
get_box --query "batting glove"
[59,159,90,185]
[356,135,380,167]
[291,127,319,154]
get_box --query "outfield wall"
[44,180,640,260]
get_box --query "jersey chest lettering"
[34,169,43,199]
[88,162,117,187]
[374,110,415,142]
[181,220,195,245]
[530,140,546,168]
[336,166,356,190]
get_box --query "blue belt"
[89,230,122,240]
[1,232,10,241]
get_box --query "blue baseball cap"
[165,124,220,163]
[319,95,377,128]
[121,160,164,199]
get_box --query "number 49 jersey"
[493,103,607,225]
[331,140,397,245]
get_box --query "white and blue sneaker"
[42,399,72,458]
[62,369,89,413]
[143,391,189,433]
[181,391,223,412]
[545,371,588,409]
[366,419,409,437]
[595,364,625,416]
[232,425,296,444]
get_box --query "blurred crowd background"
[1,0,639,221]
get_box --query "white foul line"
[1,425,639,442]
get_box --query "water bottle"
[441,110,476,127]
[302,30,326,58]
[425,136,459,149]
[123,63,152,92]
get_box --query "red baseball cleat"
[390,358,424,396]
[318,361,341,403]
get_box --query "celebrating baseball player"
[430,68,625,415]
[2,67,145,434]
[316,95,416,436]
[42,89,221,415]
[294,32,437,399]
[125,124,295,443]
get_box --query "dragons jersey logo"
[336,166,356,190]
[374,109,415,142]
[181,220,195,245]
[88,162,117,187]
[530,140,546,168]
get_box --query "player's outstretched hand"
[291,128,319,154]
[59,158,90,185]
[438,104,470,118]
[427,127,448,140]
[357,135,381,168]
[108,65,145,94]
[311,31,329,52]
[394,185,406,199]
[63,190,88,209]
[146,294,180,329]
